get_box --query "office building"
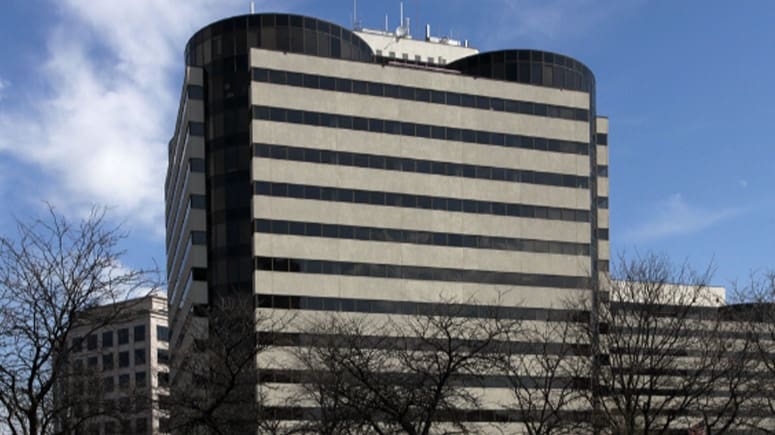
[60,295,170,434]
[165,12,608,432]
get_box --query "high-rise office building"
[165,12,608,431]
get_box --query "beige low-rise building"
[59,295,170,434]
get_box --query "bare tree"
[165,293,292,435]
[571,253,745,435]
[288,296,520,435]
[729,271,775,433]
[286,316,393,435]
[0,206,158,435]
[499,316,592,435]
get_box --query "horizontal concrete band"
[253,158,588,210]
[252,67,590,122]
[251,122,590,177]
[254,142,590,189]
[255,257,591,289]
[252,83,589,143]
[250,48,592,108]
[255,234,587,277]
[254,273,593,311]
[252,105,590,155]
[256,293,589,322]
[254,218,590,256]
[253,198,591,243]
[254,181,590,223]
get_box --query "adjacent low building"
[59,295,170,434]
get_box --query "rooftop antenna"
[250,1,255,14]
[396,1,410,38]
[352,0,358,29]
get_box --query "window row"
[81,417,149,435]
[88,394,159,415]
[263,406,592,423]
[255,256,591,289]
[79,348,145,371]
[254,181,590,223]
[258,368,589,389]
[186,14,374,65]
[256,293,588,322]
[102,371,147,392]
[258,332,590,357]
[597,197,609,209]
[253,143,589,189]
[447,50,595,93]
[72,325,145,352]
[610,302,719,320]
[255,218,590,256]
[252,67,589,122]
[252,106,589,155]
[597,133,608,146]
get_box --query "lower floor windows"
[255,256,590,289]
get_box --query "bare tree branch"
[288,294,519,435]
[568,253,752,435]
[165,293,293,435]
[0,205,159,435]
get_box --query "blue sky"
[0,0,772,291]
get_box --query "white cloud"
[622,193,745,243]
[480,0,643,46]
[0,0,290,234]
[0,78,8,100]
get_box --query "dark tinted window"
[136,417,148,434]
[118,328,129,345]
[158,372,170,387]
[134,325,145,342]
[103,376,114,393]
[156,325,169,342]
[255,256,589,289]
[118,351,130,368]
[87,334,98,351]
[72,337,83,352]
[102,354,113,371]
[119,373,130,389]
